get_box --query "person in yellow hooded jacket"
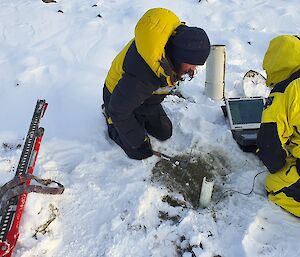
[257,35,300,217]
[102,8,210,160]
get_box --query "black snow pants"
[103,104,172,160]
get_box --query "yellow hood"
[135,8,182,85]
[263,35,300,87]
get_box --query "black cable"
[213,170,267,206]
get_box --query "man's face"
[177,63,198,80]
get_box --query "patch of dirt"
[161,195,187,208]
[2,142,22,151]
[152,152,229,208]
[158,211,181,225]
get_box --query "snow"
[0,0,300,256]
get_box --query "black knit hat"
[167,25,211,66]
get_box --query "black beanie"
[167,25,211,66]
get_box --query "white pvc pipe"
[205,45,226,100]
[199,177,214,208]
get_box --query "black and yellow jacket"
[103,8,182,148]
[257,35,300,173]
[256,35,300,216]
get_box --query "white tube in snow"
[205,45,226,100]
[199,177,214,208]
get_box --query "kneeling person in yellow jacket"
[257,35,300,217]
[102,8,210,160]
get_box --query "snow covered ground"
[1,0,300,256]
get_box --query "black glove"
[130,136,153,160]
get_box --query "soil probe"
[152,150,189,169]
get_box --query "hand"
[134,136,153,160]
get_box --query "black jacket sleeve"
[108,73,158,148]
[257,122,287,173]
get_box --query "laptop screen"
[226,98,264,129]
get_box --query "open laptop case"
[225,97,264,150]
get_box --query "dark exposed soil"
[151,152,229,208]
[2,142,22,151]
